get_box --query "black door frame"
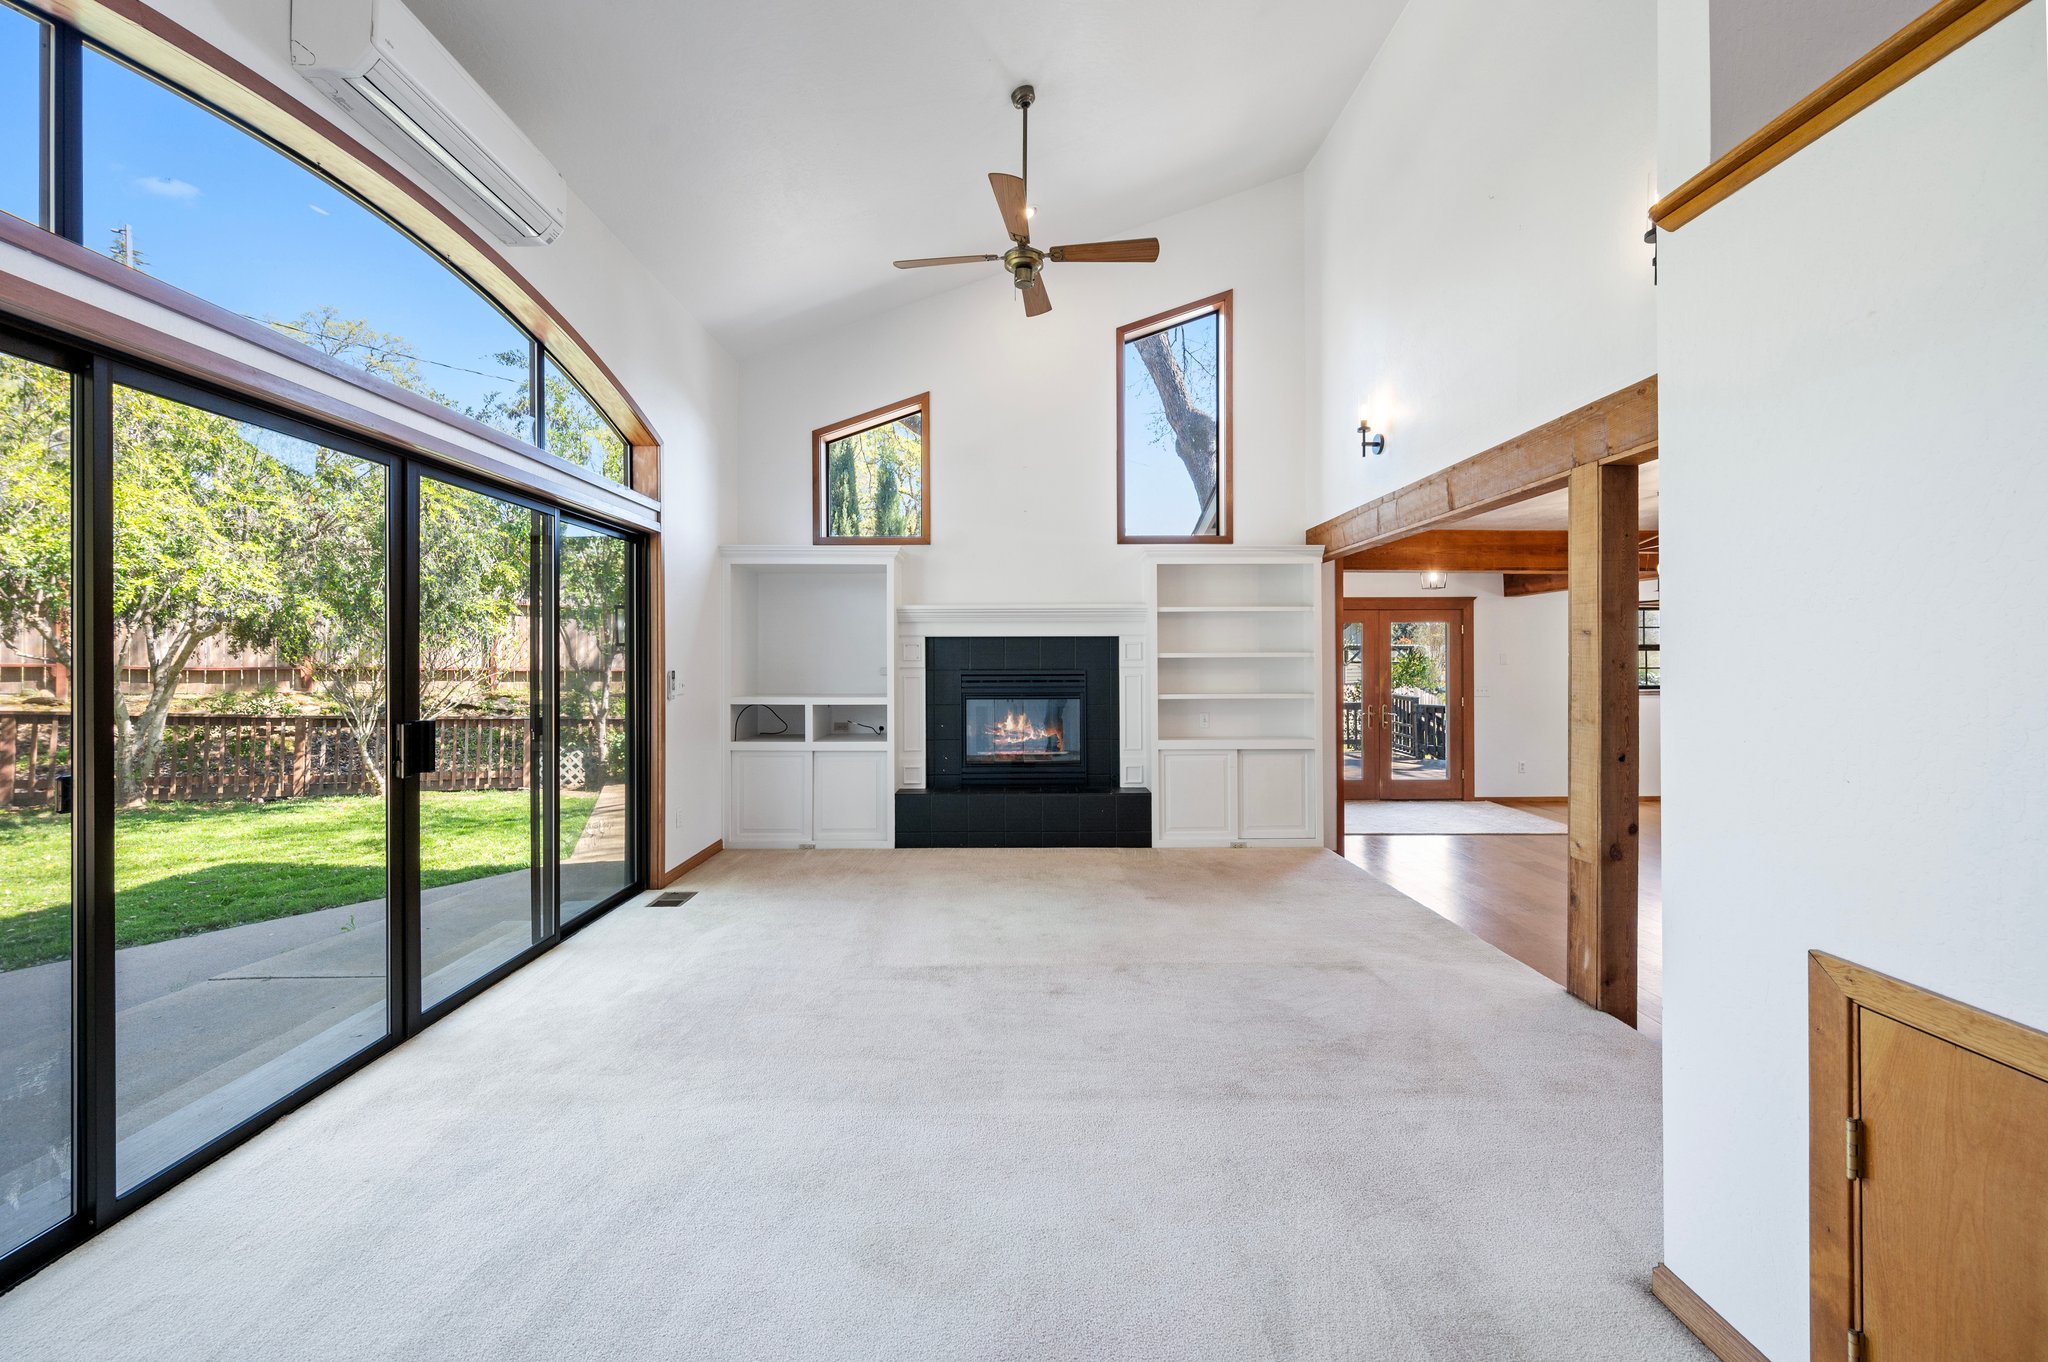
[0,317,650,1294]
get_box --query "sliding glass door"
[0,345,76,1258]
[0,331,646,1288]
[417,477,546,1010]
[109,377,393,1193]
[557,522,633,924]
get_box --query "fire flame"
[980,706,1065,754]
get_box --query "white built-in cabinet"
[1148,549,1325,847]
[723,548,897,848]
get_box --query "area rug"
[1346,799,1566,834]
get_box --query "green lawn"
[0,791,596,973]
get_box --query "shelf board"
[727,735,805,745]
[1158,692,1315,701]
[1155,737,1317,749]
[732,694,888,706]
[1156,604,1313,614]
[812,736,889,748]
[1158,651,1314,659]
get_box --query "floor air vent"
[651,890,697,906]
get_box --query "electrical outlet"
[1198,711,1210,728]
[1517,761,1526,774]
[797,842,817,851]
[1230,840,1249,849]
[666,669,679,700]
[833,720,850,733]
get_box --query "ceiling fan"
[892,85,1161,318]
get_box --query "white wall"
[18,0,741,865]
[1343,572,1661,798]
[1657,6,2048,1356]
[734,176,1306,606]
[1304,0,1658,529]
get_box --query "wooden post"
[1567,460,1640,1026]
[0,716,16,809]
[291,717,311,798]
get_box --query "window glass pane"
[1122,308,1223,538]
[417,478,539,1010]
[0,3,41,225]
[822,409,923,539]
[111,383,389,1192]
[557,524,631,921]
[542,355,627,485]
[0,348,73,1255]
[82,50,534,443]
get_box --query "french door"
[0,328,643,1289]
[1339,603,1469,802]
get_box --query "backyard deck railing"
[1340,698,1448,765]
[0,712,533,808]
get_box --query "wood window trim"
[1651,0,2031,232]
[9,0,662,468]
[1117,289,1233,546]
[0,213,655,516]
[1808,951,2048,1359]
[811,392,931,546]
[1638,599,1661,694]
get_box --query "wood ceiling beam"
[1306,377,1657,560]
[1503,566,1660,598]
[1342,530,1657,575]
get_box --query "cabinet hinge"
[1845,1117,1865,1181]
[1847,1328,1866,1362]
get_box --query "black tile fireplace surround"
[896,635,1151,848]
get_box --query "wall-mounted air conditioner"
[290,0,567,246]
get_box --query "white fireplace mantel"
[896,603,1147,637]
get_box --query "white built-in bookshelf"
[1147,549,1324,845]
[723,548,897,847]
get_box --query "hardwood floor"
[1343,800,1664,1037]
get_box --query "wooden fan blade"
[1047,239,1161,264]
[894,254,999,269]
[1021,276,1051,318]
[989,172,1029,242]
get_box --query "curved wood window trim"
[812,392,931,546]
[15,0,662,460]
[1117,289,1233,546]
[1651,0,2032,231]
[0,211,655,516]
[0,264,659,534]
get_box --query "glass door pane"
[0,349,74,1252]
[111,383,390,1193]
[1385,617,1455,792]
[557,523,631,923]
[1340,619,1366,798]
[417,478,541,1010]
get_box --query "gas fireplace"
[960,671,1086,785]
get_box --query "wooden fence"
[0,712,531,808]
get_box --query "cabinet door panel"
[731,750,810,843]
[1238,748,1316,840]
[814,751,889,845]
[1158,749,1236,842]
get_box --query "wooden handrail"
[1651,0,2031,231]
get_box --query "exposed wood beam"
[1567,462,1640,1026]
[1342,530,1656,575]
[1305,378,1657,559]
[1504,567,1660,599]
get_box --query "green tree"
[558,530,626,790]
[108,388,297,804]
[0,355,74,698]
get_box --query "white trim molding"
[896,603,1148,636]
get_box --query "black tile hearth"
[895,788,1150,850]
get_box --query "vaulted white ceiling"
[407,0,1409,354]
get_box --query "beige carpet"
[1345,799,1566,834]
[0,849,1704,1361]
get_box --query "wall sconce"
[1358,406,1384,457]
[1419,571,1449,591]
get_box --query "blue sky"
[1121,312,1221,536]
[78,47,530,429]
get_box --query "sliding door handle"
[393,719,439,779]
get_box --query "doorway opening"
[1339,597,1473,803]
